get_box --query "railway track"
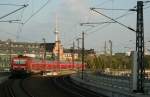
[0,78,34,97]
[53,76,106,97]
[1,75,107,97]
[19,78,34,97]
[3,79,15,97]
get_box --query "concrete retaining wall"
[71,75,149,97]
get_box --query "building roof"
[64,48,95,54]
[0,40,55,53]
[64,49,78,53]
[40,43,55,52]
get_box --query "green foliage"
[145,55,150,68]
[85,54,133,70]
[86,54,150,71]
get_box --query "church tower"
[53,15,63,60]
[54,16,59,42]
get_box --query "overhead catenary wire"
[0,4,28,20]
[23,0,51,25]
[144,5,150,9]
[0,4,25,6]
[65,10,136,47]
[0,20,21,23]
[16,5,26,41]
[82,0,140,36]
[90,8,136,32]
[65,0,114,46]
[95,0,113,7]
[0,0,51,43]
[91,8,136,11]
[87,1,150,35]
[84,11,136,36]
[65,1,140,48]
[0,1,31,42]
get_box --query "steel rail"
[62,77,102,97]
[19,78,35,97]
[53,77,85,97]
[7,86,15,97]
[4,79,16,97]
[3,78,35,97]
[53,76,104,97]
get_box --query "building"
[0,39,65,60]
[63,48,95,61]
[63,49,78,61]
[0,17,64,60]
[0,18,95,61]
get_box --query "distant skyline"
[0,0,150,53]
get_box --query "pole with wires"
[0,4,28,20]
[136,1,145,93]
[90,1,146,93]
[9,40,11,67]
[76,38,82,60]
[42,38,46,60]
[82,31,85,79]
[72,41,75,69]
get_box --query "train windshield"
[13,59,27,64]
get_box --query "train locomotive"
[11,55,31,75]
[10,55,84,76]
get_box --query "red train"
[11,55,85,76]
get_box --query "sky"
[0,0,150,53]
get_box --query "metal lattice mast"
[136,1,145,93]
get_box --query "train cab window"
[13,59,27,64]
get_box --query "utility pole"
[42,38,46,60]
[9,40,11,66]
[76,38,82,60]
[72,41,75,68]
[90,0,145,93]
[109,40,112,70]
[82,31,85,79]
[58,41,60,62]
[57,40,60,72]
[109,40,112,56]
[136,1,145,93]
[104,41,107,55]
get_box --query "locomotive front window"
[13,59,26,64]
